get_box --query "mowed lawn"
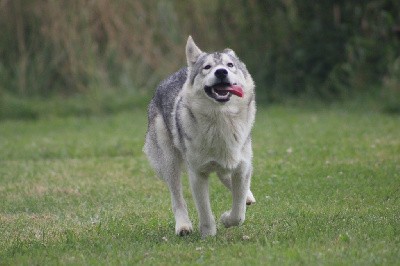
[0,105,399,265]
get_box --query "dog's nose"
[214,68,228,80]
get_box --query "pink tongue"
[226,85,244,98]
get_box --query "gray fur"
[189,54,207,84]
[143,36,256,238]
[149,67,187,136]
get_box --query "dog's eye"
[227,63,234,68]
[203,65,211,70]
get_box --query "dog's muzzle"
[204,68,244,102]
[204,83,243,102]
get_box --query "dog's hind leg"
[217,171,256,205]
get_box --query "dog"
[143,36,256,238]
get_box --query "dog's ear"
[186,36,203,67]
[223,48,237,58]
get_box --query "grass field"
[1,105,399,265]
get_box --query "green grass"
[1,105,399,265]
[0,90,150,120]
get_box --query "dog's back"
[148,68,187,133]
[144,67,188,177]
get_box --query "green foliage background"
[0,0,399,103]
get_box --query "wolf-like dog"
[143,36,256,238]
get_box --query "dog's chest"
[184,110,248,169]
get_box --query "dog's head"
[185,36,254,104]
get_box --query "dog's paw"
[175,223,193,236]
[246,190,256,205]
[220,211,244,228]
[200,223,216,238]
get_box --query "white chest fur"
[174,98,254,171]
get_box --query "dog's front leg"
[188,169,216,238]
[221,162,251,228]
[218,171,256,205]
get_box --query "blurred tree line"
[0,0,399,103]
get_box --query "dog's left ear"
[186,36,203,67]
[223,48,238,58]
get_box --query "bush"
[0,0,399,103]
[382,57,400,113]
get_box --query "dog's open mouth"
[204,83,243,102]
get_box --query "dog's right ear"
[186,36,203,67]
